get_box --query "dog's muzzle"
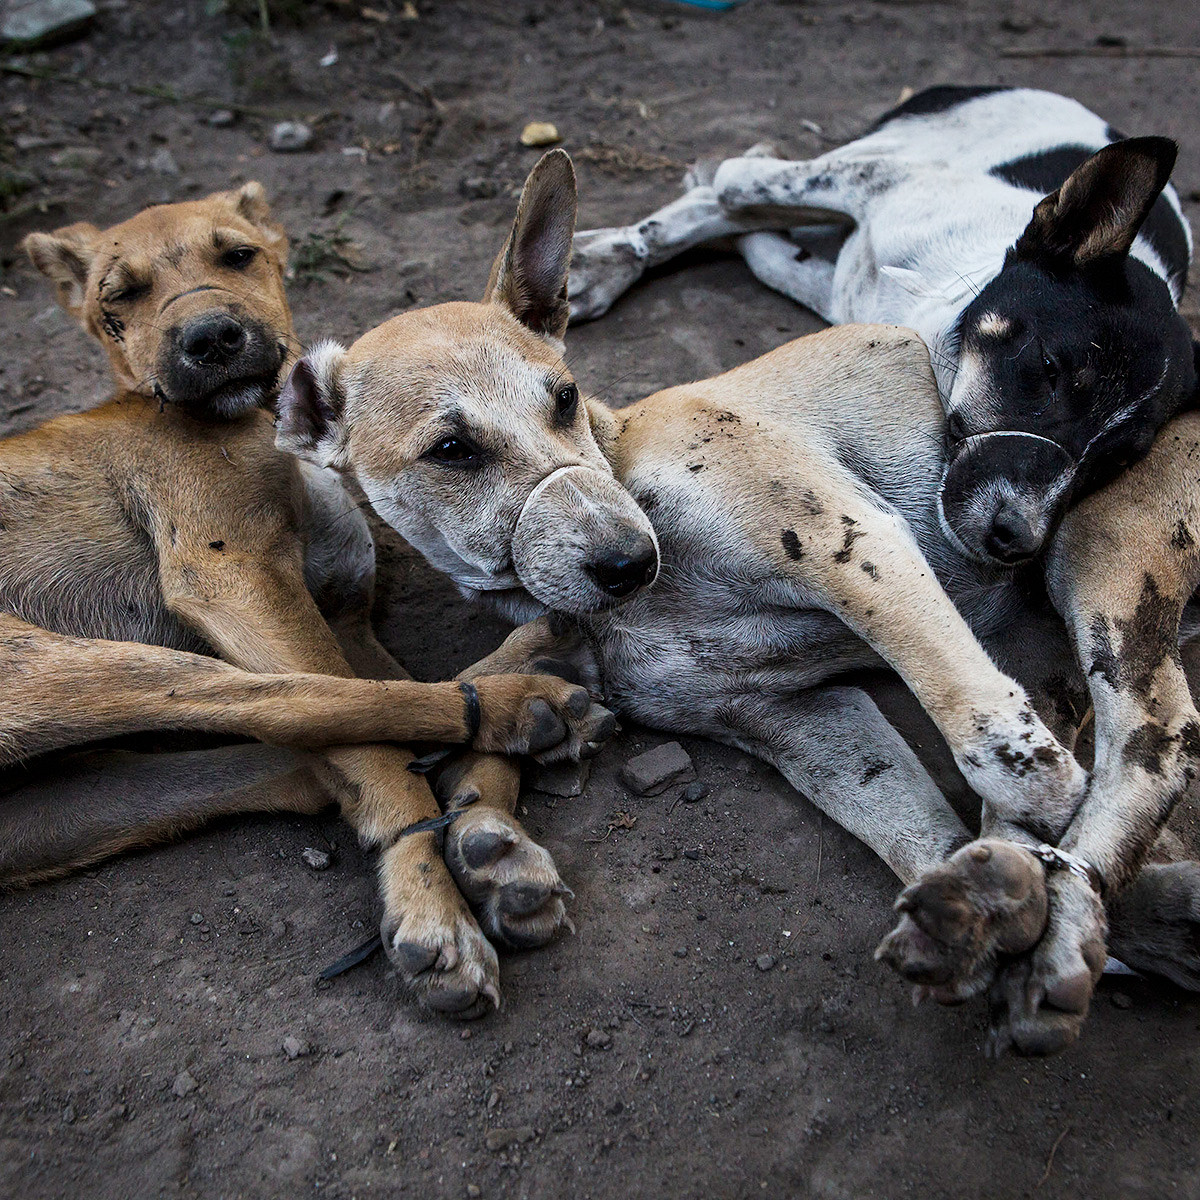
[939,431,1078,565]
[511,464,659,614]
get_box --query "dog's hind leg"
[736,232,838,321]
[570,186,812,322]
[0,744,329,888]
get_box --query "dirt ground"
[2,1,1200,1197]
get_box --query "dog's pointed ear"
[484,149,577,342]
[1012,137,1177,269]
[21,222,101,317]
[276,341,350,469]
[218,180,288,261]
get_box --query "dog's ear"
[276,341,350,469]
[484,149,577,342]
[1013,137,1177,269]
[218,181,288,262]
[21,222,101,317]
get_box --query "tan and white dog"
[2,184,616,1019]
[279,151,1200,1055]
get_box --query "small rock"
[673,947,688,958]
[467,1187,481,1199]
[270,121,313,153]
[189,913,203,925]
[207,109,237,128]
[459,175,499,200]
[681,781,708,803]
[520,121,561,147]
[485,1125,535,1151]
[585,1028,612,1049]
[147,147,180,176]
[1111,991,1133,1010]
[527,758,591,797]
[682,848,700,861]
[49,146,102,170]
[61,1104,76,1125]
[1,0,96,47]
[756,954,776,972]
[621,742,696,796]
[301,847,331,871]
[282,1036,310,1060]
[172,1070,197,1097]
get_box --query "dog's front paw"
[986,872,1106,1056]
[472,675,617,763]
[445,805,573,950]
[1107,860,1200,990]
[569,227,647,322]
[875,840,1049,1003]
[381,896,500,1020]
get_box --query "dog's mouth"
[157,335,289,421]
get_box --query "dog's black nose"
[585,537,658,598]
[180,313,248,366]
[985,503,1042,563]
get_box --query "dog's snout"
[984,502,1041,564]
[180,313,248,367]
[584,536,658,598]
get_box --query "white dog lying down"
[570,85,1197,572]
[279,152,1200,1056]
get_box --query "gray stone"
[282,1035,310,1060]
[2,0,96,47]
[620,742,696,796]
[189,912,203,925]
[460,175,499,200]
[171,1070,197,1097]
[585,1028,612,1049]
[207,109,237,128]
[146,147,179,176]
[49,146,102,170]
[269,121,313,152]
[755,953,776,972]
[681,781,709,803]
[527,758,591,798]
[300,847,330,871]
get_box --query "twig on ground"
[1036,1125,1072,1190]
[1001,45,1200,59]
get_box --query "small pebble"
[459,176,499,200]
[585,1029,612,1049]
[682,782,709,803]
[282,1036,310,1060]
[189,913,203,925]
[270,121,313,152]
[520,121,561,147]
[207,108,237,127]
[485,1125,535,1151]
[1111,991,1133,1010]
[301,847,331,871]
[673,947,688,959]
[467,1187,481,1198]
[172,1070,197,1097]
[756,954,776,972]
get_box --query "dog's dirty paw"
[381,902,501,1020]
[1107,860,1200,990]
[985,871,1106,1056]
[569,228,647,322]
[445,805,573,950]
[472,675,617,763]
[875,840,1048,1002]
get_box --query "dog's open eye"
[1042,352,1060,390]
[423,436,481,466]
[222,246,257,270]
[555,382,579,423]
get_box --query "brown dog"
[1,184,614,1018]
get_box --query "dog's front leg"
[154,538,610,1017]
[433,617,605,949]
[977,413,1200,1054]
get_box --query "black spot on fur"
[832,515,866,564]
[1123,720,1175,775]
[780,529,803,561]
[860,561,878,579]
[1088,574,1182,697]
[688,463,704,472]
[100,310,125,342]
[209,540,225,551]
[870,85,1010,132]
[800,489,824,517]
[1171,520,1195,552]
[993,742,1035,776]
[859,758,893,785]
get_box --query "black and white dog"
[569,86,1197,566]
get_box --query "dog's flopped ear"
[484,149,577,341]
[276,341,350,469]
[218,181,288,262]
[1012,137,1177,269]
[21,222,101,317]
